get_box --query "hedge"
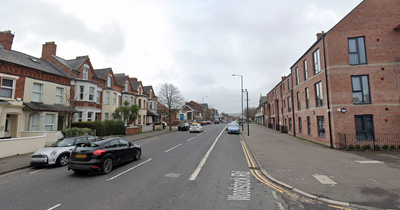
[69,120,125,137]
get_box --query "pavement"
[1,124,400,209]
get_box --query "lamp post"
[232,74,244,131]
[244,89,250,136]
[202,96,208,120]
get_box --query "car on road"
[200,121,207,126]
[30,135,98,167]
[227,123,240,134]
[178,123,190,131]
[226,122,238,131]
[190,123,203,133]
[215,121,220,124]
[68,137,141,174]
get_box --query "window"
[32,83,42,102]
[144,100,146,109]
[297,91,300,110]
[305,87,309,109]
[87,112,93,121]
[287,79,290,89]
[307,116,311,135]
[150,102,153,110]
[0,78,14,98]
[298,117,302,134]
[113,93,117,105]
[124,96,128,104]
[107,76,112,87]
[352,75,370,104]
[106,91,110,104]
[275,89,278,99]
[130,97,134,105]
[105,113,109,120]
[313,49,321,74]
[315,82,323,107]
[55,88,63,104]
[45,114,54,131]
[125,81,129,92]
[83,67,88,80]
[287,97,291,112]
[89,87,95,101]
[295,67,299,85]
[95,113,99,121]
[289,118,292,132]
[138,115,141,124]
[31,113,39,131]
[79,86,84,100]
[138,99,141,108]
[317,116,325,138]
[78,112,82,122]
[355,115,374,140]
[303,60,308,80]
[348,37,367,65]
[97,91,101,103]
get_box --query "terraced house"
[263,0,400,148]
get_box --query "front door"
[4,114,10,137]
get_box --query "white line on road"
[29,169,47,174]
[47,204,61,210]
[107,158,152,181]
[165,144,182,153]
[197,133,203,136]
[189,128,225,181]
[187,137,195,142]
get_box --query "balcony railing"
[338,133,400,150]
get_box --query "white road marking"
[227,171,251,200]
[47,204,61,210]
[277,202,285,210]
[356,160,383,164]
[29,168,47,174]
[197,133,202,136]
[272,191,278,199]
[189,128,224,181]
[107,158,152,181]
[187,137,195,142]
[313,175,337,185]
[165,144,182,153]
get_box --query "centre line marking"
[165,144,182,153]
[29,169,47,174]
[189,128,225,181]
[187,137,195,142]
[47,204,61,210]
[107,158,152,181]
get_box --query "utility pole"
[245,89,250,136]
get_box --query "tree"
[244,107,257,120]
[112,100,140,126]
[158,83,184,131]
[57,88,79,129]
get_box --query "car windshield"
[229,124,239,128]
[52,138,76,147]
[179,123,185,126]
[191,124,198,127]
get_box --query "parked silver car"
[30,135,97,166]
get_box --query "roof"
[24,102,77,112]
[53,55,87,71]
[115,74,128,86]
[131,81,141,90]
[94,68,111,79]
[0,46,71,78]
[182,104,201,112]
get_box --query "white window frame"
[125,81,129,92]
[0,78,15,99]
[79,86,84,100]
[303,60,308,80]
[97,90,101,103]
[89,87,95,101]
[106,91,110,104]
[87,112,93,121]
[105,113,109,120]
[32,83,42,102]
[78,112,82,122]
[45,114,55,131]
[113,93,117,105]
[130,97,134,105]
[83,67,88,80]
[30,113,39,131]
[56,87,63,104]
[295,67,299,85]
[313,49,321,75]
[107,76,112,88]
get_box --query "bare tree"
[158,83,184,130]
[57,89,79,129]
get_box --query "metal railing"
[338,133,400,150]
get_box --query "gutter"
[322,34,333,148]
[396,60,400,102]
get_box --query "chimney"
[316,31,325,40]
[281,75,286,81]
[0,30,14,51]
[41,41,57,60]
[129,77,138,82]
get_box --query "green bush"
[61,127,92,137]
[382,144,389,150]
[363,144,371,150]
[70,120,125,137]
[355,144,361,150]
[348,144,355,150]
[104,120,125,136]
[374,145,381,151]
[390,145,396,150]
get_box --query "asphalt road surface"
[0,124,357,210]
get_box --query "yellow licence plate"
[75,154,87,158]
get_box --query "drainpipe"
[322,34,333,148]
[396,60,400,102]
[290,73,296,137]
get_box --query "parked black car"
[178,123,190,131]
[68,137,141,174]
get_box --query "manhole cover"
[165,173,180,178]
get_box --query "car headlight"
[51,150,58,156]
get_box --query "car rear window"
[75,142,99,152]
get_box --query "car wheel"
[102,158,113,174]
[56,154,69,166]
[134,149,141,160]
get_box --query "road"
[0,124,351,210]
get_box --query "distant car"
[206,121,211,124]
[161,121,167,126]
[227,123,240,134]
[178,123,190,131]
[215,121,220,124]
[200,121,207,126]
[30,135,98,167]
[68,137,141,174]
[190,123,203,133]
[226,122,238,131]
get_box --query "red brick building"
[265,0,400,148]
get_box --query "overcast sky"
[1,0,362,115]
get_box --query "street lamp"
[232,74,244,131]
[244,89,250,136]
